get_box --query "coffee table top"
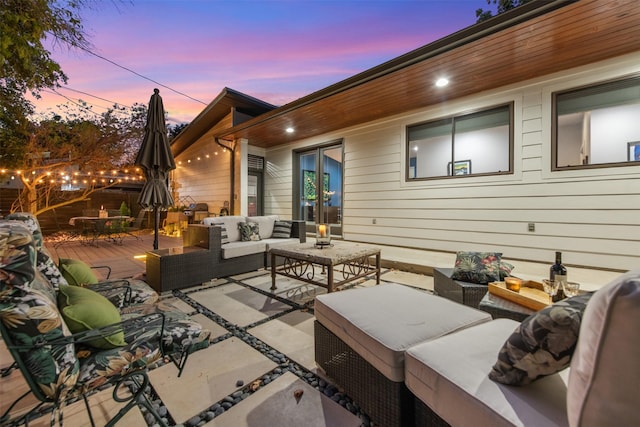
[270,241,380,265]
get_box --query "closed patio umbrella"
[135,88,176,250]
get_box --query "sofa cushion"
[567,270,640,427]
[451,251,502,284]
[263,238,299,251]
[489,292,593,386]
[58,285,127,349]
[315,283,491,382]
[203,216,245,242]
[221,241,267,259]
[406,318,570,427]
[238,221,261,241]
[247,215,278,239]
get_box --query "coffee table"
[270,242,381,293]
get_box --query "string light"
[0,166,144,186]
[171,148,231,169]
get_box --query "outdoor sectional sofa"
[315,271,640,427]
[146,215,305,292]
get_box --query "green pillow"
[59,258,99,286]
[58,285,126,349]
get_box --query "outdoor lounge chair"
[4,212,158,308]
[0,222,211,426]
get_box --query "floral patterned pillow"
[451,251,502,284]
[36,247,69,290]
[499,261,516,280]
[0,287,79,399]
[0,225,38,291]
[5,212,44,250]
[489,292,594,386]
[238,221,261,241]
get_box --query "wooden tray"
[488,280,551,311]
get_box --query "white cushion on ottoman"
[314,283,491,382]
[405,318,570,427]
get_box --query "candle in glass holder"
[318,224,327,238]
[505,277,522,292]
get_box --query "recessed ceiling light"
[435,78,449,87]
[286,127,294,133]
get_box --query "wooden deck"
[44,231,183,280]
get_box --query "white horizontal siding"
[263,146,294,219]
[263,55,640,271]
[174,138,231,213]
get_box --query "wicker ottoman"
[314,284,491,427]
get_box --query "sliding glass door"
[295,142,343,236]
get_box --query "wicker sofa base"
[314,320,414,427]
[414,395,450,427]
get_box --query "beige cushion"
[406,319,570,427]
[221,241,266,259]
[247,215,278,239]
[567,270,640,427]
[314,283,491,382]
[203,216,245,242]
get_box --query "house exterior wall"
[173,135,233,215]
[262,53,640,271]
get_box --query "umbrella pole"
[154,206,159,250]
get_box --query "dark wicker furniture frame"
[146,221,305,292]
[414,395,451,427]
[477,292,533,322]
[433,267,488,309]
[314,321,414,427]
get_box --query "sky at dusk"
[33,0,486,126]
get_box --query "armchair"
[0,222,210,425]
[5,212,158,308]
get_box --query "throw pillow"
[218,224,229,244]
[238,221,261,241]
[58,285,127,349]
[59,258,99,286]
[567,270,640,426]
[499,261,515,280]
[489,292,594,386]
[247,215,278,239]
[272,221,292,238]
[451,251,502,284]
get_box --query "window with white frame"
[553,76,640,169]
[407,104,513,180]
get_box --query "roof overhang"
[213,0,640,148]
[171,87,276,156]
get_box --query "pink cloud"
[32,1,477,123]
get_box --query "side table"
[146,246,214,293]
[433,267,488,309]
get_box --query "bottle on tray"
[549,251,567,302]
